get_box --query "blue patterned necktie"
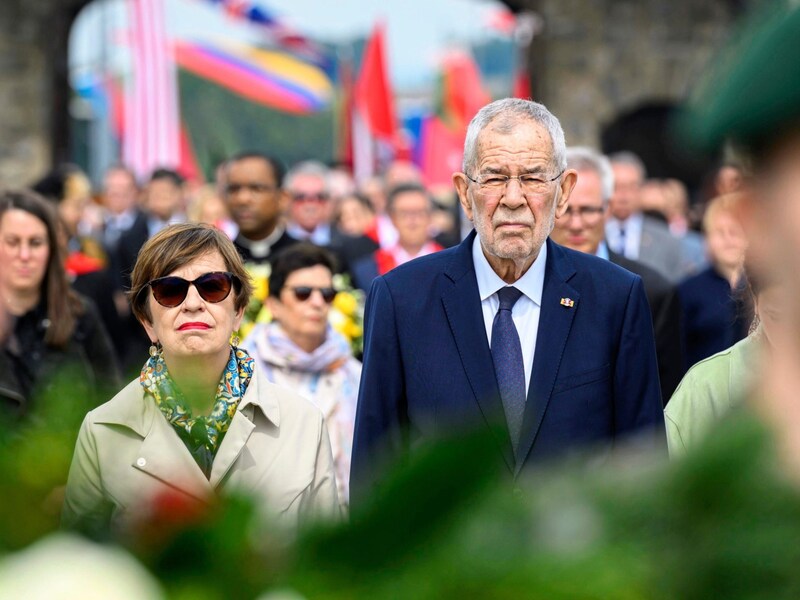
[617,224,626,255]
[491,286,526,457]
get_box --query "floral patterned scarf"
[140,346,255,477]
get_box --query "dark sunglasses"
[148,271,239,308]
[293,192,329,203]
[286,286,337,303]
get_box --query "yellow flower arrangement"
[238,264,365,355]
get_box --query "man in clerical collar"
[223,151,298,266]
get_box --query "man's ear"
[555,169,578,219]
[453,173,473,222]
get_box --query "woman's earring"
[231,333,240,347]
[149,341,162,358]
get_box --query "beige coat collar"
[91,363,280,499]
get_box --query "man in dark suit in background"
[351,99,665,505]
[550,147,684,402]
[605,152,685,283]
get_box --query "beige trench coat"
[62,363,340,535]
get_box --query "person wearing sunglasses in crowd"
[63,224,340,537]
[241,243,360,507]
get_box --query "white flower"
[0,533,164,600]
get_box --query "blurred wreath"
[238,262,365,356]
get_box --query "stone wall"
[0,0,86,187]
[519,0,745,147]
[0,0,750,186]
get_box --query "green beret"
[682,4,800,153]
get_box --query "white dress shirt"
[473,236,547,395]
[606,212,643,260]
[595,240,610,260]
[287,222,332,246]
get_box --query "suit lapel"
[514,240,579,476]
[441,233,514,471]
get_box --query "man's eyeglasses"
[148,272,239,308]
[225,182,276,195]
[293,192,329,203]
[286,286,337,303]
[465,171,564,196]
[561,205,605,221]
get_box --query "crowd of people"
[0,10,794,541]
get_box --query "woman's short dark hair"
[268,243,338,299]
[129,223,253,324]
[0,189,83,348]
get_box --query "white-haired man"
[352,98,665,504]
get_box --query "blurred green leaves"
[3,380,800,600]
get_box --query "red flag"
[513,68,532,99]
[337,56,355,169]
[486,8,517,36]
[439,51,491,130]
[420,115,465,188]
[420,50,490,187]
[353,23,397,181]
[178,123,204,184]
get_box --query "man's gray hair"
[566,146,615,204]
[284,160,330,191]
[608,151,647,181]
[462,98,567,175]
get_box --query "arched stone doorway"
[600,101,718,201]
[0,0,89,186]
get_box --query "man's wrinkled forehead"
[475,117,555,162]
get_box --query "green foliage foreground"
[1,400,799,599]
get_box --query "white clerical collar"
[238,224,286,259]
[472,235,546,306]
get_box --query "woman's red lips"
[178,322,210,331]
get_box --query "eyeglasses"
[562,206,605,221]
[285,286,337,303]
[225,182,276,195]
[148,271,239,307]
[465,170,564,197]
[293,192,329,203]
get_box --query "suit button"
[136,457,147,467]
[513,487,523,499]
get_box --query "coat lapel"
[209,410,255,488]
[441,232,515,471]
[210,367,280,490]
[514,240,579,476]
[134,403,214,501]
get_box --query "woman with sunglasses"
[241,243,360,506]
[63,224,339,536]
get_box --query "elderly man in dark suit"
[550,146,684,403]
[351,99,665,504]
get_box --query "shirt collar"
[609,211,644,230]
[472,235,547,306]
[595,240,610,260]
[237,223,286,259]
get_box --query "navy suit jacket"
[351,232,665,502]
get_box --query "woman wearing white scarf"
[242,244,360,506]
